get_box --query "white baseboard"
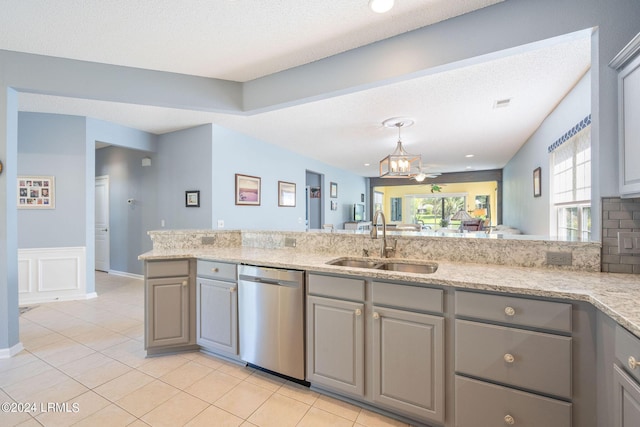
[108,270,144,280]
[18,247,90,305]
[0,342,24,359]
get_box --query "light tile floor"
[1,272,411,427]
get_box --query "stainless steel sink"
[377,261,438,274]
[327,258,383,269]
[327,258,438,274]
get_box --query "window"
[551,124,591,240]
[407,194,466,228]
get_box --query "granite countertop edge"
[139,247,640,338]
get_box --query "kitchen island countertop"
[140,246,640,339]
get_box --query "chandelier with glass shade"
[379,117,423,179]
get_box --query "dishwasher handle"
[238,275,300,288]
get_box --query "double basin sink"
[327,257,438,274]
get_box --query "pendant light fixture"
[379,117,422,178]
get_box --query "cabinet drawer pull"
[503,353,515,364]
[373,312,380,320]
[629,356,638,370]
[182,280,188,287]
[230,287,237,293]
[355,309,362,316]
[504,306,516,316]
[504,414,515,425]
[211,268,219,273]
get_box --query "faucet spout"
[371,210,395,258]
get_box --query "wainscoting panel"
[18,247,90,304]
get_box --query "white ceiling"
[3,0,592,177]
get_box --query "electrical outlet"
[546,251,573,266]
[285,237,297,248]
[201,236,216,245]
[618,231,640,254]
[217,220,224,228]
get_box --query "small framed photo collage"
[18,176,55,209]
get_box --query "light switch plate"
[618,232,640,254]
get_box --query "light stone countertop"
[139,246,640,339]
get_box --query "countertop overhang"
[140,246,640,338]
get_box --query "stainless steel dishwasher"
[238,265,305,381]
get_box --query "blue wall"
[210,125,367,230]
[503,70,591,236]
[156,124,213,230]
[95,146,157,275]
[18,112,87,248]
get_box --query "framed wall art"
[185,190,200,207]
[533,167,541,197]
[236,174,261,205]
[18,176,55,209]
[278,181,296,207]
[330,182,338,198]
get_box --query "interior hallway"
[1,272,408,427]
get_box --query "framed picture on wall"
[533,167,541,197]
[17,176,55,209]
[278,181,296,207]
[330,182,338,198]
[185,190,200,207]
[236,174,261,205]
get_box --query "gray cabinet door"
[146,276,190,348]
[196,277,237,355]
[614,364,640,427]
[307,295,365,397]
[372,305,445,424]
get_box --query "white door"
[95,176,110,272]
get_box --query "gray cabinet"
[614,325,640,427]
[196,260,238,357]
[614,365,640,427]
[371,305,444,423]
[307,294,365,396]
[610,32,640,196]
[145,259,196,354]
[454,291,574,427]
[306,273,445,425]
[306,274,366,397]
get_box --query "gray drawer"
[455,375,572,427]
[308,274,365,301]
[455,291,572,333]
[372,281,443,314]
[455,319,572,399]
[197,260,237,281]
[615,324,640,383]
[146,260,190,278]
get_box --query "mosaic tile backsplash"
[602,197,640,274]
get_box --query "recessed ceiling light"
[369,0,394,13]
[466,166,475,170]
[493,98,511,109]
[465,154,474,158]
[364,163,371,167]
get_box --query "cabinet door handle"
[182,280,188,287]
[354,309,362,316]
[504,306,516,316]
[504,353,515,364]
[230,287,237,293]
[504,414,515,425]
[373,312,380,320]
[211,268,219,273]
[629,356,638,370]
